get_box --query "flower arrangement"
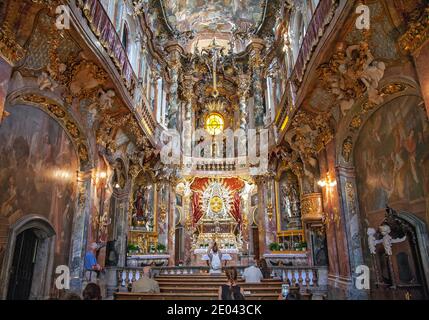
[156,243,166,253]
[269,242,281,252]
[127,243,139,254]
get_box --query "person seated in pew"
[218,267,245,300]
[131,266,160,294]
[242,259,264,283]
[82,283,102,300]
[278,283,301,300]
[258,258,271,279]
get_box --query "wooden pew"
[114,292,280,300]
[114,273,284,300]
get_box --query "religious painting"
[277,170,301,231]
[0,104,78,269]
[131,173,157,232]
[161,0,266,34]
[354,96,429,216]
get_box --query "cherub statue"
[38,71,58,91]
[98,89,115,111]
[379,224,406,256]
[367,227,381,254]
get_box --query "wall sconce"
[318,173,337,188]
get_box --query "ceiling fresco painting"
[160,0,267,34]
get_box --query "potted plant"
[269,242,281,252]
[157,243,166,254]
[300,241,308,251]
[127,243,139,255]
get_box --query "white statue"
[38,71,58,91]
[379,224,406,256]
[38,63,66,92]
[98,89,115,111]
[367,227,381,254]
[360,61,386,105]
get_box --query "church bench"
[156,282,283,288]
[160,287,281,294]
[114,292,280,301]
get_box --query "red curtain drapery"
[192,192,203,225]
[230,192,241,226]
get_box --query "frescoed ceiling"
[160,0,268,35]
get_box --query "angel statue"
[379,225,406,256]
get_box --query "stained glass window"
[205,113,224,136]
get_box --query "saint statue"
[134,186,147,220]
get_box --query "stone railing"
[106,265,328,297]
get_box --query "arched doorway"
[1,216,56,300]
[7,228,40,300]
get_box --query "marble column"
[336,165,369,299]
[167,180,177,265]
[165,42,183,129]
[249,40,266,128]
[255,176,267,255]
[182,74,194,121]
[115,192,130,268]
[264,174,277,246]
[237,72,251,131]
[319,141,363,299]
[69,170,93,293]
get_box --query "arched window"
[122,23,129,53]
[205,113,224,136]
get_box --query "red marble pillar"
[413,41,429,118]
[0,57,12,123]
[319,141,352,296]
[167,183,176,266]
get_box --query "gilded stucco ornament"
[342,136,353,163]
[319,41,385,116]
[398,6,429,54]
[300,193,323,225]
[0,26,25,65]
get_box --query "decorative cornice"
[0,27,25,65]
[398,6,429,54]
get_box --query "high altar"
[189,177,246,265]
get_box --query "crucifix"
[204,38,224,98]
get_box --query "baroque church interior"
[0,0,428,301]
